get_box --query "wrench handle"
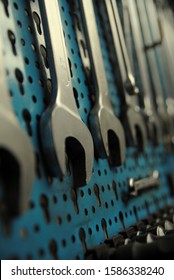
[126,0,156,113]
[107,0,136,95]
[80,0,109,107]
[144,0,162,46]
[135,0,166,114]
[39,0,78,113]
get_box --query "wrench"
[104,0,147,149]
[143,0,174,143]
[79,0,125,166]
[0,29,35,217]
[38,0,94,186]
[135,0,172,144]
[122,0,161,145]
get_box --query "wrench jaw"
[126,107,147,151]
[158,112,173,147]
[147,114,162,146]
[40,107,94,187]
[0,109,35,219]
[89,105,126,167]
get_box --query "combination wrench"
[135,0,172,145]
[0,29,35,217]
[104,0,148,149]
[79,0,126,167]
[38,0,94,186]
[122,0,161,145]
[143,0,174,143]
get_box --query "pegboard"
[0,0,174,260]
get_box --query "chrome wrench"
[104,0,148,149]
[38,0,94,186]
[0,29,35,217]
[143,0,174,143]
[123,0,161,144]
[136,0,171,144]
[79,0,125,166]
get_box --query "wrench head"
[126,107,147,151]
[147,114,162,146]
[0,109,35,218]
[40,107,94,186]
[89,105,126,167]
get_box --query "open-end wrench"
[143,0,174,143]
[104,0,147,149]
[121,0,161,145]
[0,30,35,217]
[135,0,172,145]
[79,0,125,166]
[38,0,94,186]
[158,6,174,69]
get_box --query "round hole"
[28,76,33,83]
[24,57,29,64]
[96,224,99,232]
[21,38,25,46]
[13,2,18,9]
[88,188,91,195]
[32,95,37,103]
[63,194,67,201]
[57,216,62,225]
[53,196,57,204]
[67,214,71,222]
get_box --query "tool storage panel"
[0,0,174,260]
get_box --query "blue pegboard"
[0,0,174,260]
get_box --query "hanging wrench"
[38,0,94,186]
[143,0,174,143]
[79,0,125,166]
[121,0,161,145]
[0,30,35,217]
[104,0,148,149]
[135,0,172,144]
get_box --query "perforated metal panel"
[0,0,174,260]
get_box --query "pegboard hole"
[92,206,96,213]
[63,194,67,202]
[80,190,84,197]
[32,95,37,103]
[67,214,72,222]
[17,20,22,28]
[13,2,18,10]
[38,249,45,257]
[53,196,57,204]
[33,224,40,233]
[40,194,50,223]
[96,224,99,232]
[61,239,67,247]
[57,216,62,225]
[22,109,32,136]
[24,57,29,64]
[71,235,76,243]
[21,38,25,46]
[49,239,58,259]
[15,68,23,83]
[28,76,33,83]
[88,188,91,195]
